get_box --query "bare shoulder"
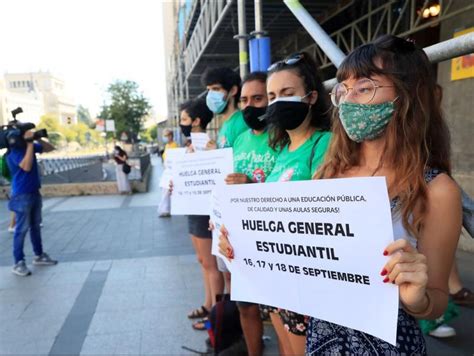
[418,172,462,251]
[426,173,461,204]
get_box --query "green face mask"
[338,101,396,143]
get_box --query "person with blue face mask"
[201,67,248,149]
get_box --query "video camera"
[0,107,48,150]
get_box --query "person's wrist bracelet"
[403,291,433,318]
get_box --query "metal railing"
[38,155,105,176]
[184,0,234,80]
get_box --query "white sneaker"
[428,324,456,338]
[12,261,32,276]
[8,226,15,233]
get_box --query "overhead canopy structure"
[181,0,338,98]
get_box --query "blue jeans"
[8,193,43,264]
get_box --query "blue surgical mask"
[206,90,228,114]
[162,136,169,143]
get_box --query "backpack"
[208,294,243,355]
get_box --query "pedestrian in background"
[158,129,178,217]
[113,145,131,195]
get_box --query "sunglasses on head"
[267,53,304,72]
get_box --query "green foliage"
[141,130,152,143]
[37,114,103,147]
[38,114,60,132]
[37,114,62,146]
[98,80,151,142]
[149,124,158,140]
[77,105,93,127]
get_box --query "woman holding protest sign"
[177,99,221,329]
[220,51,332,355]
[305,35,462,354]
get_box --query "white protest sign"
[190,132,210,151]
[219,177,398,345]
[159,148,186,189]
[171,148,233,215]
[105,120,115,132]
[210,191,233,271]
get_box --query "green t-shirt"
[217,110,249,148]
[233,130,278,183]
[266,131,331,182]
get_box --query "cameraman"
[7,129,56,276]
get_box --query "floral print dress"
[306,169,442,355]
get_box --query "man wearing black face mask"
[223,72,278,356]
[224,72,278,185]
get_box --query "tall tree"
[77,105,93,127]
[98,80,151,143]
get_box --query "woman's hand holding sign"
[205,139,217,150]
[218,224,234,261]
[381,239,431,316]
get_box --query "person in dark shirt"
[7,129,56,276]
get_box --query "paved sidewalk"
[0,158,280,355]
[0,159,213,355]
[0,158,472,355]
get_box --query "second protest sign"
[171,148,233,215]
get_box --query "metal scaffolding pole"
[424,32,474,64]
[235,0,249,78]
[254,0,263,38]
[323,32,474,90]
[284,0,346,68]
